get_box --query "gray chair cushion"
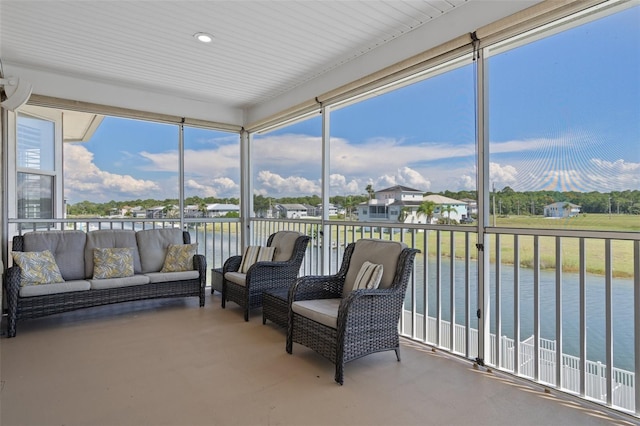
[22,231,87,281]
[343,239,407,297]
[292,299,341,329]
[85,230,142,278]
[19,280,91,297]
[224,271,246,286]
[271,231,303,262]
[136,229,184,273]
[89,275,150,290]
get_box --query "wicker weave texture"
[222,232,310,321]
[262,288,290,328]
[5,231,206,337]
[287,242,419,384]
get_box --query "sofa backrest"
[136,228,185,273]
[269,231,303,262]
[342,239,407,297]
[22,230,87,281]
[84,230,142,278]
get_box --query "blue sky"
[64,5,639,203]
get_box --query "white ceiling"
[0,0,541,126]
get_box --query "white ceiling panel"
[0,0,542,124]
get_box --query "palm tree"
[441,204,455,224]
[417,200,436,224]
[365,184,375,200]
[397,207,409,223]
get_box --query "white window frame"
[7,106,64,221]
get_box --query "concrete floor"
[1,293,637,426]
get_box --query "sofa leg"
[395,347,401,362]
[244,309,249,322]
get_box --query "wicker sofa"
[4,228,206,337]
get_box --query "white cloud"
[64,144,160,202]
[489,162,519,190]
[184,177,239,198]
[330,136,475,176]
[185,179,217,198]
[585,159,640,191]
[513,158,640,192]
[329,174,360,194]
[255,170,321,195]
[140,145,240,177]
[252,134,323,168]
[458,174,477,190]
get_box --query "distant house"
[183,204,203,218]
[275,204,308,219]
[422,194,468,224]
[460,198,478,217]
[130,206,146,218]
[303,204,316,217]
[108,207,125,217]
[206,203,239,217]
[146,206,165,219]
[544,202,581,218]
[357,185,424,223]
[314,203,338,217]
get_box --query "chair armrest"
[223,255,242,273]
[289,274,344,302]
[193,254,207,287]
[337,288,401,329]
[5,266,22,310]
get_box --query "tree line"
[440,188,640,215]
[67,189,640,217]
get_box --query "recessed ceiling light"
[193,32,214,43]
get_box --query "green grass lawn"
[492,213,639,232]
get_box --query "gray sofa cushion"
[19,280,91,297]
[271,231,303,262]
[136,229,184,273]
[145,270,199,283]
[343,239,407,297]
[85,230,142,278]
[22,231,87,280]
[89,275,150,290]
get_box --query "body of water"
[408,256,635,372]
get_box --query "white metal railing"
[402,311,636,412]
[5,217,639,416]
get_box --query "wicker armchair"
[222,231,310,321]
[286,239,419,384]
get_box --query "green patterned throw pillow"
[12,250,65,286]
[93,247,135,279]
[160,243,197,272]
